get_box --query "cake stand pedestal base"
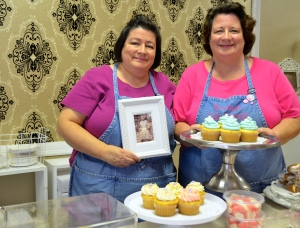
[204,149,251,193]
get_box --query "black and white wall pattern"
[0,0,251,140]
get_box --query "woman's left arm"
[259,116,300,145]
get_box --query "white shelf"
[44,157,70,199]
[0,162,48,201]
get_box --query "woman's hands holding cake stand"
[258,127,279,140]
[190,124,207,150]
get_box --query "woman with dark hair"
[57,15,177,203]
[174,2,300,195]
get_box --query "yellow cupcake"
[178,188,202,215]
[186,181,206,205]
[221,129,241,143]
[240,129,258,142]
[141,183,159,209]
[154,188,178,217]
[165,182,183,198]
[201,116,220,141]
[240,117,258,142]
[201,126,220,141]
[221,117,241,143]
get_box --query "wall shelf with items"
[44,157,70,199]
[0,127,49,168]
[0,128,49,202]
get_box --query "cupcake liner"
[141,194,155,209]
[154,199,178,217]
[178,200,201,215]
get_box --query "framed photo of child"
[118,96,171,159]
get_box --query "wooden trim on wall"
[251,0,261,57]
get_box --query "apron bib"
[178,59,285,194]
[69,63,176,203]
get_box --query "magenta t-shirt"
[61,65,176,165]
[174,57,300,128]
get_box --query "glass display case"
[0,193,137,227]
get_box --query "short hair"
[114,15,161,69]
[201,2,256,56]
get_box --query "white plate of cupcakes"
[124,182,226,225]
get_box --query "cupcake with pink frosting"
[178,188,202,215]
[186,181,206,205]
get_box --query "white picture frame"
[118,96,171,159]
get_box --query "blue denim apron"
[178,59,285,194]
[69,63,176,203]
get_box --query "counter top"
[135,196,289,227]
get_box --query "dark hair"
[114,15,161,69]
[201,2,256,56]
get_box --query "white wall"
[282,134,300,166]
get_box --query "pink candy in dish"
[225,211,265,228]
[223,190,265,219]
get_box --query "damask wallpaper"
[0,0,251,142]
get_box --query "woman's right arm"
[175,122,193,147]
[57,107,140,167]
[174,63,206,148]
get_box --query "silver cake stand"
[180,129,280,193]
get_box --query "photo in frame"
[118,96,171,159]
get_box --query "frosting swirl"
[165,182,183,196]
[240,117,258,130]
[141,183,159,196]
[156,188,177,201]
[186,181,205,193]
[222,117,240,130]
[178,188,201,202]
[202,116,220,129]
[218,114,236,125]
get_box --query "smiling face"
[209,13,245,59]
[120,27,156,75]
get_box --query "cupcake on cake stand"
[180,129,280,193]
